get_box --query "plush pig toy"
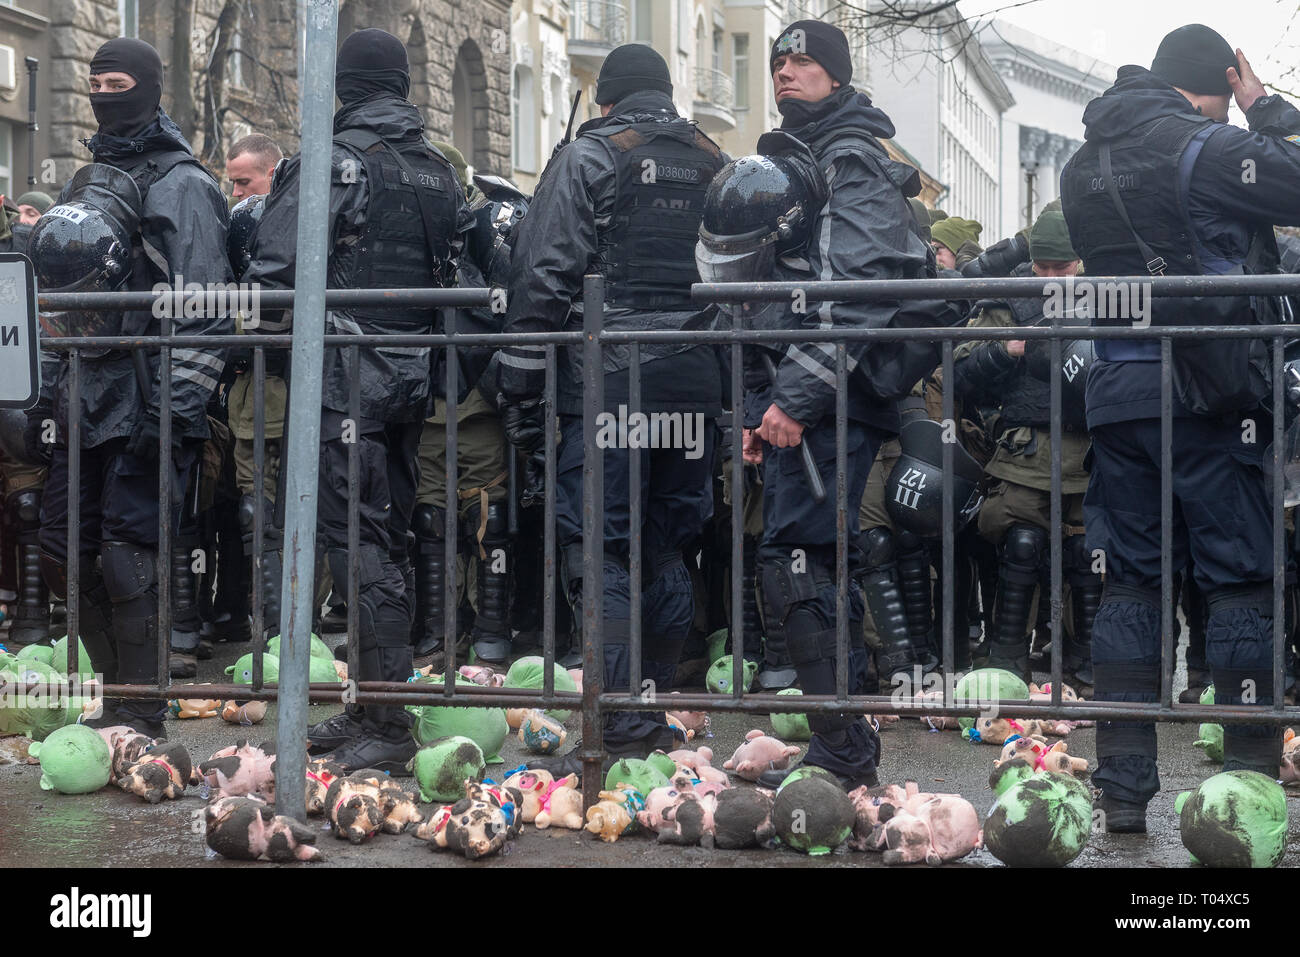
[117,742,191,803]
[417,796,513,859]
[198,740,277,802]
[94,726,155,779]
[1280,728,1299,785]
[169,696,221,719]
[664,747,730,786]
[666,696,709,738]
[458,664,506,687]
[324,773,386,844]
[993,736,1088,776]
[534,774,584,829]
[585,788,643,842]
[221,700,268,725]
[847,783,912,851]
[723,730,801,781]
[880,792,981,866]
[466,781,523,838]
[205,796,322,862]
[503,767,551,823]
[305,759,346,815]
[656,791,717,846]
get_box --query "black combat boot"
[7,490,50,647]
[470,502,513,664]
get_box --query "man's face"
[16,204,42,225]
[932,242,957,270]
[1032,259,1081,278]
[772,54,838,106]
[226,153,276,201]
[89,72,136,94]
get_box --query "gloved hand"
[521,450,547,509]
[961,232,1030,279]
[23,411,52,465]
[501,396,546,453]
[124,413,181,460]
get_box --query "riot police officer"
[1060,25,1300,831]
[245,29,470,774]
[28,37,232,737]
[701,21,958,789]
[498,44,727,771]
[953,208,1098,693]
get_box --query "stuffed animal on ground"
[880,792,982,866]
[503,767,551,823]
[458,665,505,687]
[585,788,644,842]
[221,700,268,725]
[340,769,426,835]
[324,772,386,844]
[518,709,567,754]
[656,790,717,846]
[963,716,1043,745]
[666,696,708,738]
[665,713,694,741]
[416,797,513,859]
[534,774,584,829]
[711,787,776,849]
[847,783,912,851]
[993,735,1089,776]
[168,696,221,719]
[204,796,322,862]
[663,747,730,786]
[636,776,699,832]
[1028,682,1094,728]
[117,742,191,803]
[723,730,801,781]
[466,781,523,838]
[1280,728,1300,785]
[198,740,277,802]
[305,759,346,815]
[94,726,155,779]
[916,690,962,731]
[773,773,855,855]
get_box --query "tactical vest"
[583,120,725,311]
[126,149,212,292]
[332,128,459,327]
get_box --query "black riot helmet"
[885,419,985,537]
[29,163,142,348]
[227,193,266,280]
[696,130,827,287]
[466,173,529,288]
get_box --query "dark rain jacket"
[39,111,232,449]
[244,94,473,425]
[746,87,959,435]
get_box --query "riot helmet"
[695,130,827,289]
[29,164,142,350]
[467,173,529,288]
[227,193,266,280]
[885,418,985,537]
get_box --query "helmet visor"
[695,238,775,286]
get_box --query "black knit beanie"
[596,44,673,105]
[1151,24,1236,95]
[770,20,852,86]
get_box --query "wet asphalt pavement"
[3,632,1299,869]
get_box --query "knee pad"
[8,489,41,530]
[895,529,926,558]
[101,541,157,603]
[482,502,509,545]
[1001,524,1048,584]
[411,503,445,542]
[759,551,830,630]
[859,526,895,571]
[787,623,839,667]
[1064,534,1101,586]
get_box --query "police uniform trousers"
[316,410,421,733]
[555,412,716,749]
[761,421,881,777]
[1084,416,1281,805]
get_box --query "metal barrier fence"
[20,272,1300,810]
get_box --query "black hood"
[334,92,426,142]
[1082,65,1205,141]
[779,86,896,147]
[574,89,680,137]
[83,109,193,165]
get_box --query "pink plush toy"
[666,695,709,737]
[664,747,730,786]
[534,774,584,829]
[1282,728,1300,785]
[458,664,505,688]
[847,783,911,851]
[95,726,156,779]
[993,735,1089,776]
[880,792,982,866]
[198,740,277,802]
[722,730,800,781]
[915,690,961,730]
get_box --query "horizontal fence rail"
[8,274,1300,809]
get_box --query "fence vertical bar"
[1048,307,1063,703]
[1273,336,1285,713]
[941,340,955,689]
[629,343,642,702]
[67,350,80,687]
[275,0,338,823]
[347,345,360,694]
[835,343,848,700]
[581,274,606,811]
[543,344,557,678]
[157,329,172,695]
[251,347,266,664]
[1160,337,1173,709]
[730,315,743,706]
[443,306,459,695]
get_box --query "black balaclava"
[89,38,164,137]
[336,28,410,104]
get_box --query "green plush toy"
[410,736,485,803]
[707,655,756,695]
[770,688,811,741]
[776,764,841,795]
[644,750,678,780]
[49,636,95,681]
[225,652,337,684]
[0,654,79,740]
[1177,771,1288,868]
[955,669,1030,731]
[1193,685,1223,762]
[266,632,334,662]
[705,628,729,667]
[604,757,669,795]
[503,655,578,721]
[983,772,1092,867]
[14,643,54,665]
[34,724,112,794]
[413,704,508,764]
[988,756,1036,799]
[773,774,855,855]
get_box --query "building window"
[512,65,536,175]
[0,122,12,199]
[733,34,748,110]
[631,0,652,43]
[677,0,689,53]
[229,15,245,89]
[118,0,137,38]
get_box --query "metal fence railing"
[14,272,1300,810]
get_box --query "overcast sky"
[960,0,1300,98]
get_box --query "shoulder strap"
[134,150,207,202]
[1098,142,1167,276]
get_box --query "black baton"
[760,352,826,505]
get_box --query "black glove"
[501,396,546,453]
[23,412,52,465]
[521,450,547,509]
[124,414,181,461]
[961,233,1030,279]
